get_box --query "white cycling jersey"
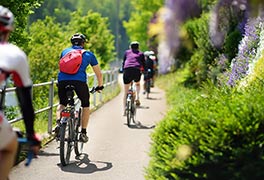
[0,43,32,87]
[0,43,32,149]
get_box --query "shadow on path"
[59,153,112,174]
[124,121,155,129]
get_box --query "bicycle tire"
[74,108,84,156]
[131,101,136,123]
[60,118,72,166]
[126,96,132,127]
[146,79,151,98]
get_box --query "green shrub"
[146,75,264,179]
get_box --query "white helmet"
[0,6,14,32]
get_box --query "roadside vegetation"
[3,0,264,179]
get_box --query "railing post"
[48,79,54,134]
[93,74,97,107]
[110,70,113,94]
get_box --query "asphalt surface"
[9,76,167,180]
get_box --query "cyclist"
[143,51,155,94]
[122,41,145,114]
[148,51,158,87]
[0,5,41,179]
[56,33,104,143]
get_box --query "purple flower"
[227,17,262,86]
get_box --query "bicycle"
[58,85,103,166]
[58,85,83,166]
[125,81,137,127]
[144,68,152,99]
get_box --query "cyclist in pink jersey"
[0,6,40,179]
[122,41,145,114]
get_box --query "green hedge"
[146,76,264,180]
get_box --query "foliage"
[146,72,264,179]
[1,0,42,48]
[29,0,132,59]
[67,10,116,69]
[28,16,66,83]
[123,0,164,51]
[183,13,218,86]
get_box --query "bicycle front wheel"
[74,108,84,156]
[60,118,72,166]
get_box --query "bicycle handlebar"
[90,85,104,94]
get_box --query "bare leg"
[56,104,65,121]
[0,136,18,180]
[135,81,140,101]
[123,83,131,110]
[81,107,90,129]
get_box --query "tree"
[27,16,66,83]
[1,0,42,48]
[123,0,164,51]
[67,10,115,69]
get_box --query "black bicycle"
[59,85,103,166]
[126,81,136,127]
[59,85,83,166]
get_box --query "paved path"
[9,77,167,180]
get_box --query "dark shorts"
[58,80,90,107]
[123,67,141,84]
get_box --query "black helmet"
[0,6,14,32]
[70,33,86,45]
[130,41,139,49]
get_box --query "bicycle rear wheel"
[131,101,136,123]
[60,118,72,166]
[146,80,151,98]
[74,108,84,156]
[126,96,132,127]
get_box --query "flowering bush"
[227,17,263,86]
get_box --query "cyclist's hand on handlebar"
[90,85,104,93]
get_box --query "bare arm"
[92,64,103,87]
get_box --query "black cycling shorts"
[123,67,141,84]
[58,80,90,107]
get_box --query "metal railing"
[7,68,119,133]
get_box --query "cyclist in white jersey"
[0,5,40,179]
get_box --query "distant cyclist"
[0,5,41,179]
[56,33,104,143]
[143,51,155,94]
[122,41,145,114]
